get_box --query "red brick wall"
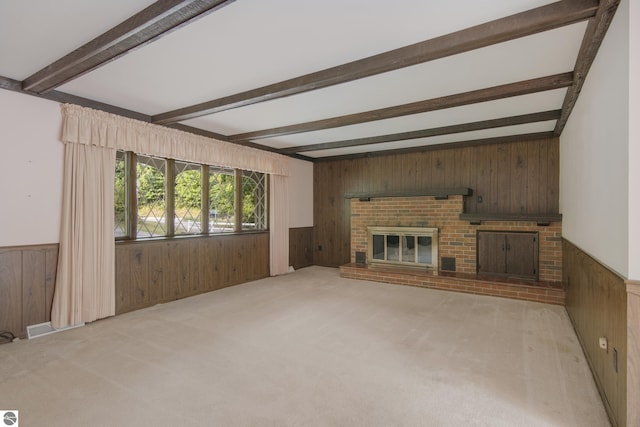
[350,195,562,283]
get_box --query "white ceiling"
[0,0,602,160]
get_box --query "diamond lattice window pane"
[175,161,202,235]
[136,156,167,238]
[209,167,235,233]
[242,171,267,231]
[114,151,127,238]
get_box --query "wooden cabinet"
[477,231,538,279]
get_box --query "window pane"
[403,235,416,263]
[174,161,202,235]
[136,156,167,238]
[114,151,127,238]
[387,235,399,261]
[417,236,432,264]
[242,171,267,231]
[372,234,384,260]
[209,167,235,233]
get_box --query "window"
[114,151,128,238]
[114,151,267,239]
[242,170,267,231]
[136,155,167,238]
[209,167,235,233]
[174,161,202,235]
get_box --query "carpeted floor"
[0,266,609,426]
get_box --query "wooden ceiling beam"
[279,110,561,154]
[554,0,621,135]
[152,0,597,125]
[230,73,573,142]
[312,132,556,162]
[22,0,236,94]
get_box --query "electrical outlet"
[477,195,483,203]
[599,336,608,350]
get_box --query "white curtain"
[52,104,292,326]
[51,143,116,328]
[270,175,290,276]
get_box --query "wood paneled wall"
[0,244,58,338]
[314,138,559,267]
[115,232,269,314]
[289,227,314,270]
[563,239,627,427]
[627,281,640,427]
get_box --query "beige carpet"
[0,266,609,426]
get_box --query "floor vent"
[27,322,85,339]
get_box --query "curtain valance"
[61,104,290,176]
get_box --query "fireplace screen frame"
[367,226,439,269]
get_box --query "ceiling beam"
[554,0,620,135]
[229,73,573,142]
[1,75,152,121]
[279,110,561,154]
[152,0,597,125]
[312,132,556,162]
[0,76,315,161]
[22,0,236,94]
[168,123,314,161]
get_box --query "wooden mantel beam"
[22,0,236,94]
[152,0,598,125]
[230,73,573,142]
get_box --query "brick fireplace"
[341,194,564,304]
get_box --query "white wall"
[560,0,630,277]
[0,90,64,247]
[629,0,640,280]
[287,157,313,228]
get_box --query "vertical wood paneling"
[546,139,560,213]
[496,144,511,212]
[527,142,541,213]
[115,245,131,311]
[564,239,627,427]
[627,282,640,427]
[314,138,559,267]
[21,250,47,328]
[131,247,149,306]
[0,244,58,338]
[148,244,164,303]
[0,251,22,337]
[510,141,528,213]
[290,227,314,269]
[115,233,269,314]
[45,247,58,320]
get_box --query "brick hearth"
[340,263,565,305]
[342,194,564,304]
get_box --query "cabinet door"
[505,233,537,278]
[477,232,506,275]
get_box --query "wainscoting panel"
[627,281,640,427]
[115,233,270,314]
[0,244,59,339]
[289,227,314,270]
[563,239,627,427]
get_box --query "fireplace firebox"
[367,226,438,269]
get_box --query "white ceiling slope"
[0,0,620,160]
